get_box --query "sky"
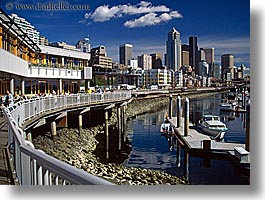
[0,0,250,67]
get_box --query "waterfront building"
[175,70,183,87]
[150,53,163,69]
[138,54,152,70]
[119,43,133,67]
[0,8,92,96]
[189,36,198,72]
[76,38,91,54]
[89,46,112,69]
[166,27,182,71]
[147,69,172,88]
[221,54,235,80]
[9,13,40,45]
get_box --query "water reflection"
[122,94,249,184]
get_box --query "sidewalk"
[0,116,14,185]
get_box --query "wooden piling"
[246,104,250,151]
[176,95,181,128]
[184,97,189,136]
[105,110,109,159]
[117,106,122,150]
[169,94,173,119]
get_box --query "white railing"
[2,91,131,185]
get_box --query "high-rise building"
[138,54,152,70]
[119,44,133,67]
[203,47,215,64]
[76,38,91,54]
[221,54,234,79]
[89,46,112,69]
[9,13,40,45]
[166,27,181,71]
[189,36,198,71]
[150,53,163,69]
[39,36,49,46]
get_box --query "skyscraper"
[166,27,181,71]
[150,53,163,69]
[119,44,133,67]
[221,54,234,79]
[189,36,198,72]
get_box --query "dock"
[168,117,245,152]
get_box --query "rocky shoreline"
[32,92,223,185]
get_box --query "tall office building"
[203,47,215,64]
[10,13,40,45]
[166,27,182,71]
[221,54,234,79]
[150,53,163,69]
[119,44,133,67]
[181,44,189,67]
[189,36,198,72]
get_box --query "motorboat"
[219,102,236,111]
[197,114,228,141]
[160,122,172,134]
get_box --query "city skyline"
[0,0,250,67]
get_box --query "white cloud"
[124,11,182,28]
[80,1,182,27]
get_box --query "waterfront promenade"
[0,116,14,185]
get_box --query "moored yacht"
[197,114,228,141]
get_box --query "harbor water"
[122,94,249,185]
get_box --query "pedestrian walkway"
[0,115,14,185]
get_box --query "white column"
[59,79,63,94]
[21,80,25,95]
[10,79,14,94]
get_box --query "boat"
[219,102,236,111]
[197,114,228,141]
[160,122,172,134]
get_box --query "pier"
[166,95,250,174]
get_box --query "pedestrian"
[4,90,14,107]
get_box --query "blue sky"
[0,0,250,67]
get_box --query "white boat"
[160,122,172,134]
[219,102,236,111]
[197,114,228,141]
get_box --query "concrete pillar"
[21,80,25,95]
[246,104,250,151]
[10,79,15,95]
[51,121,57,138]
[176,95,181,128]
[184,97,189,136]
[105,110,109,159]
[79,114,82,134]
[169,94,173,119]
[27,132,32,142]
[117,106,122,150]
[59,79,63,94]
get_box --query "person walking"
[4,90,14,107]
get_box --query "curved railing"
[2,91,131,185]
